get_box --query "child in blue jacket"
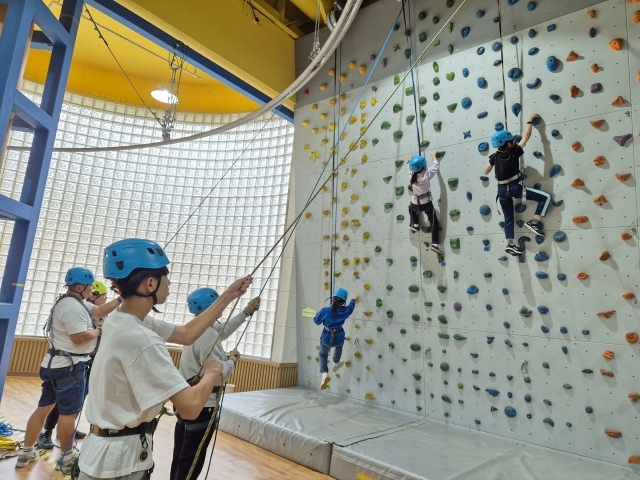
[314,288,357,390]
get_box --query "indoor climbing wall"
[293,0,640,468]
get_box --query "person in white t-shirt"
[17,267,118,472]
[170,287,261,480]
[76,238,252,480]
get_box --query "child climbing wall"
[408,152,444,256]
[293,0,640,470]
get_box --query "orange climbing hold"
[590,119,605,129]
[591,63,600,73]
[622,232,633,241]
[573,216,589,225]
[593,156,606,166]
[571,141,582,151]
[626,332,639,343]
[630,456,640,465]
[611,96,626,106]
[571,178,585,187]
[577,272,589,280]
[593,195,607,205]
[600,369,615,377]
[603,350,615,359]
[587,9,596,18]
[597,311,616,319]
[616,173,631,182]
[609,38,624,51]
[566,51,579,62]
[635,11,640,23]
[632,0,640,4]
[623,292,636,300]
[599,251,611,261]
[605,429,622,438]
[570,85,580,97]
[629,393,640,402]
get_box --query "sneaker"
[15,448,39,468]
[36,431,54,450]
[321,373,331,390]
[56,449,79,472]
[524,220,544,236]
[74,430,87,440]
[505,244,524,256]
[333,361,344,373]
[409,224,419,233]
[430,244,444,255]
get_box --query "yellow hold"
[329,98,336,106]
[365,393,375,400]
[371,98,378,106]
[311,103,318,110]
[349,116,357,125]
[303,144,310,151]
[361,155,368,164]
[340,93,347,102]
[342,258,349,266]
[363,256,370,263]
[329,68,335,76]
[361,114,366,124]
[353,258,360,265]
[343,235,350,241]
[320,83,327,90]
[322,210,330,216]
[341,182,348,189]
[366,365,372,371]
[363,311,372,316]
[349,61,356,69]
[340,107,346,116]
[351,194,359,201]
[302,120,310,126]
[359,65,366,75]
[351,219,361,226]
[363,232,370,239]
[362,205,370,213]
[364,283,371,290]
[360,139,367,148]
[339,74,346,82]
[342,207,349,214]
[364,338,373,344]
[340,220,349,227]
[360,101,367,109]
[320,113,327,120]
[311,128,318,134]
[311,152,319,159]
[304,212,311,219]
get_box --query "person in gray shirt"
[170,287,261,480]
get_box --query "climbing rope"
[401,0,422,154]
[496,0,510,133]
[330,44,343,296]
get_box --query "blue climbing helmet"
[408,155,427,173]
[334,288,348,302]
[65,267,95,286]
[491,130,514,148]
[103,238,170,279]
[187,287,220,315]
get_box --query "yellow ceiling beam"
[289,0,334,23]
[119,0,296,109]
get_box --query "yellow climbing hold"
[342,259,349,266]
[324,282,329,289]
[340,220,349,227]
[343,235,350,241]
[334,272,341,277]
[311,152,319,159]
[354,351,362,358]
[349,116,357,125]
[362,205,370,213]
[361,114,366,124]
[341,182,348,189]
[363,256,370,263]
[339,74,346,82]
[363,311,372,316]
[363,180,368,187]
[340,93,346,102]
[364,338,373,344]
[349,61,356,69]
[329,98,336,105]
[330,147,338,154]
[320,113,327,120]
[308,380,313,385]
[321,185,328,192]
[303,144,310,151]
[340,108,345,116]
[329,68,335,76]
[359,65,366,75]
[345,361,351,367]
[353,258,360,265]
[320,83,327,90]
[302,120,310,126]
[353,271,359,276]
[361,155,369,164]
[311,103,318,110]
[354,324,360,328]
[360,101,367,109]
[346,388,351,393]
[321,126,326,132]
[322,235,330,240]
[345,337,350,341]
[351,194,359,201]
[351,168,358,177]
[342,207,349,214]
[371,98,377,106]
[332,246,339,250]
[340,133,347,141]
[366,365,372,371]
[304,212,311,219]
[321,139,329,145]
[351,219,361,226]
[311,128,318,134]
[349,142,357,151]
[323,258,330,265]
[364,283,372,290]
[365,393,375,400]
[329,122,336,131]
[363,232,370,239]
[307,355,311,360]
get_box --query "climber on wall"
[408,151,444,256]
[314,288,358,390]
[484,113,552,256]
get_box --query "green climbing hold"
[387,310,394,318]
[418,11,427,20]
[422,227,431,233]
[374,246,382,253]
[448,22,454,33]
[393,104,403,113]
[410,343,421,352]
[404,29,411,37]
[458,383,464,390]
[372,138,379,146]
[376,298,382,307]
[406,115,415,125]
[446,72,455,81]
[433,92,440,101]
[437,254,444,263]
[437,285,447,293]
[418,32,427,43]
[383,176,392,183]
[393,131,403,140]
[419,96,427,106]
[433,61,439,72]
[434,40,441,47]
[420,111,427,120]
[448,178,459,188]
[378,383,383,388]
[447,0,454,6]
[433,16,440,24]
[435,151,445,159]
[386,259,393,266]
[453,334,467,341]
[394,75,400,85]
[405,87,414,95]
[438,333,450,339]
[409,285,419,293]
[453,270,459,279]
[424,301,433,307]
[449,209,460,218]
[438,315,447,324]
[448,44,454,54]
[410,255,418,262]
[520,307,533,317]
[450,238,460,249]
[396,215,404,221]
[389,342,395,349]
[376,326,382,332]
[412,314,420,321]
[390,370,394,375]
[386,285,393,290]
[393,24,400,31]
[433,77,440,86]
[400,329,406,334]
[447,103,458,113]
[384,202,393,209]
[404,48,411,59]
[381,121,391,130]
[396,186,406,196]
[395,160,403,168]
[413,373,422,380]
[433,122,442,132]
[440,362,449,371]
[423,270,433,278]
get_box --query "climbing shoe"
[409,224,419,233]
[321,373,331,390]
[15,448,39,468]
[333,361,344,373]
[36,431,54,450]
[56,449,79,472]
[430,244,444,255]
[524,220,544,236]
[505,244,524,256]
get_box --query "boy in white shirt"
[76,238,252,480]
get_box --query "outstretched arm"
[519,113,539,148]
[484,163,494,175]
[90,297,121,319]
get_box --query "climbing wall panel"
[294,0,640,469]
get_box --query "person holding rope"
[75,238,252,480]
[169,288,261,480]
[17,269,120,471]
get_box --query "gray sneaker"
[15,448,39,468]
[56,449,79,472]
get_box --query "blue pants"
[497,182,551,240]
[319,331,344,374]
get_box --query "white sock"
[23,446,34,452]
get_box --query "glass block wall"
[0,80,294,358]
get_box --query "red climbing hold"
[599,251,611,261]
[616,173,631,182]
[621,232,633,240]
[623,292,636,300]
[611,96,626,106]
[598,311,616,319]
[571,178,585,187]
[609,38,624,51]
[570,85,580,97]
[605,429,622,438]
[626,332,638,343]
[593,156,606,166]
[573,216,589,225]
[593,195,607,205]
[600,369,615,377]
[571,141,582,151]
[590,119,605,129]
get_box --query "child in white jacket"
[408,151,443,256]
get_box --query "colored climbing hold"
[570,85,580,98]
[541,326,550,333]
[508,68,523,80]
[395,186,405,196]
[614,134,633,146]
[534,252,549,262]
[609,38,623,51]
[477,46,485,55]
[447,103,458,113]
[492,42,502,52]
[512,103,522,116]
[612,96,626,106]
[410,343,421,352]
[467,285,479,295]
[535,272,549,280]
[479,205,491,216]
[446,72,455,81]
[478,111,488,119]
[487,337,495,344]
[577,272,589,280]
[560,327,568,334]
[573,216,589,225]
[461,97,472,109]
[549,165,563,177]
[562,346,569,354]
[450,238,460,249]
[591,83,603,93]
[538,306,549,314]
[486,389,500,397]
[493,91,504,100]
[409,285,419,293]
[453,334,466,341]
[381,121,391,130]
[519,307,533,317]
[505,406,517,418]
[433,122,442,132]
[387,310,394,318]
[526,78,541,89]
[440,362,449,371]
[543,418,555,427]
[438,333,450,339]
[453,303,462,311]
[547,56,560,72]
[478,142,489,152]
[626,333,638,343]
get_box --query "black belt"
[91,420,157,438]
[176,407,218,430]
[324,327,342,333]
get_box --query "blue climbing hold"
[549,165,563,177]
[492,42,502,52]
[507,375,513,381]
[537,306,549,314]
[582,330,590,336]
[524,377,531,383]
[486,389,500,397]
[512,103,522,116]
[543,418,554,427]
[525,394,531,402]
[552,200,563,207]
[531,116,541,126]
[567,422,572,427]
[477,111,488,119]
[563,383,572,389]
[477,77,487,88]
[541,326,550,333]
[470,352,479,358]
[534,252,549,262]
[466,226,474,232]
[543,399,552,406]
[487,336,494,344]
[482,239,490,246]
[495,122,504,131]
[560,326,568,334]
[528,28,537,38]
[486,304,492,311]
[494,17,500,23]
[549,94,560,101]
[479,205,491,216]
[557,273,567,281]
[551,129,560,137]
[505,339,512,347]
[502,288,509,295]
[535,236,545,245]
[527,1,536,11]
[493,60,503,67]
[472,370,479,374]
[474,385,481,391]
[508,68,523,80]
[476,10,485,18]
[498,256,507,261]
[484,272,492,278]
[582,369,593,374]
[461,27,471,38]
[504,406,517,418]
[503,322,511,329]
[586,406,594,414]
[477,47,485,55]
[462,68,469,77]
[462,97,472,109]
[526,78,541,89]
[515,203,526,213]
[507,392,512,398]
[493,91,504,100]
[510,36,518,45]
[528,47,539,55]
[543,362,550,368]
[553,231,566,243]
[535,271,549,280]
[508,0,520,4]
[491,407,498,412]
[498,221,505,228]
[518,236,531,249]
[478,142,489,152]
[467,285,479,295]
[547,56,559,72]
[475,419,481,425]
[466,192,472,201]
[480,176,489,181]
[547,24,556,32]
[562,346,569,354]
[516,220,525,228]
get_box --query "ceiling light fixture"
[151,86,178,104]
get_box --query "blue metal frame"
[87,0,294,123]
[0,0,83,400]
